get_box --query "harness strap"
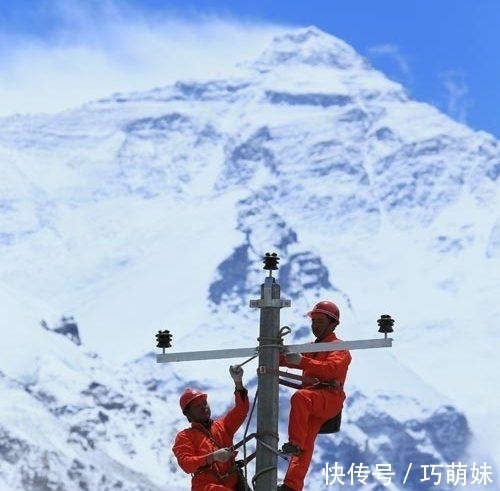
[230,432,257,451]
[278,369,343,390]
[278,369,319,386]
[278,378,302,390]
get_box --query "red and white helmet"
[179,388,207,412]
[307,301,340,323]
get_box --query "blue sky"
[1,0,499,138]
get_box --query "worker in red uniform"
[172,364,249,491]
[278,300,352,491]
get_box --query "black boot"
[277,484,296,491]
[280,441,302,456]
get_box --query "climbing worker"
[278,300,352,491]
[172,364,250,491]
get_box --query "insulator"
[262,252,279,271]
[156,329,173,348]
[377,314,394,334]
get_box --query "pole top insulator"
[377,315,395,334]
[262,252,280,272]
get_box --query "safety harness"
[191,425,243,483]
[277,369,343,435]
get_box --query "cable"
[241,388,258,488]
[252,466,277,490]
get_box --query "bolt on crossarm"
[249,253,291,491]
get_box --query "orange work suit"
[172,389,249,491]
[280,332,352,491]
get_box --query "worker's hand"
[285,352,302,366]
[208,448,233,464]
[229,364,244,383]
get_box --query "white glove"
[285,352,302,366]
[229,364,243,382]
[209,448,233,463]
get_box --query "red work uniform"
[172,389,249,491]
[280,332,352,491]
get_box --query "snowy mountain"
[1,26,500,490]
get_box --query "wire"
[241,388,258,487]
[252,466,277,490]
[237,354,258,368]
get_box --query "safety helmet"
[179,388,207,412]
[307,301,340,323]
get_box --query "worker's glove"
[209,448,233,463]
[229,364,244,382]
[285,352,302,366]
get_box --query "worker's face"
[311,312,333,340]
[186,397,211,423]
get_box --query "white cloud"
[439,69,470,124]
[367,43,410,76]
[0,1,284,116]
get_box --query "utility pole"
[249,253,290,491]
[156,252,394,490]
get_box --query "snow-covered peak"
[251,26,366,71]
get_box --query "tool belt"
[314,380,343,390]
[193,462,237,481]
[193,460,251,491]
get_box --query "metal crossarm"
[156,346,257,363]
[284,337,393,354]
[156,337,392,363]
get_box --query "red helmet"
[307,301,340,323]
[179,388,207,412]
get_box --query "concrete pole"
[250,254,290,491]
